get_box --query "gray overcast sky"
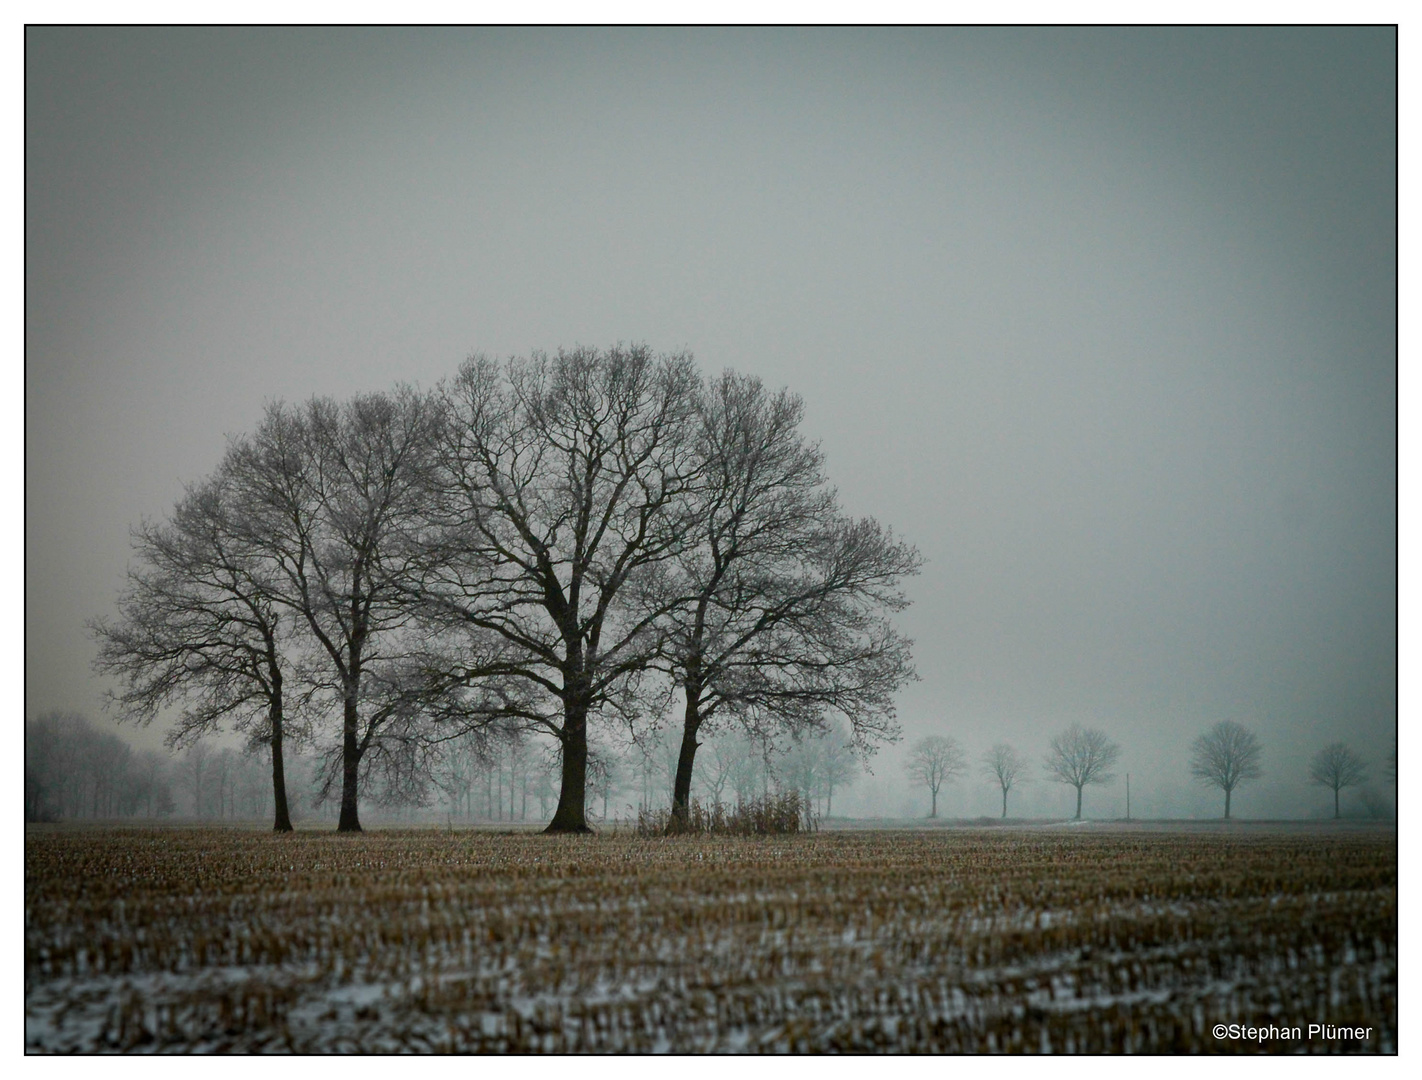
[25,28,1395,818]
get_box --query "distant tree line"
[90,346,921,834]
[25,713,175,822]
[24,707,861,828]
[901,722,1392,822]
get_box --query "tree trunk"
[669,688,702,831]
[545,698,592,833]
[1075,785,1083,820]
[337,692,363,832]
[269,664,294,833]
[1224,786,1232,820]
[1334,786,1341,819]
[1002,786,1008,819]
[930,786,938,818]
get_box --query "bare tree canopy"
[1043,725,1121,820]
[91,474,301,831]
[224,389,440,831]
[1189,721,1263,819]
[421,346,703,833]
[981,743,1027,819]
[904,735,965,818]
[1308,742,1368,819]
[89,346,923,834]
[662,371,919,828]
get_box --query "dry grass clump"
[25,825,1395,1052]
[637,793,816,836]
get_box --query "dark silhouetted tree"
[661,372,918,829]
[1044,725,1120,820]
[226,389,439,832]
[420,346,702,833]
[1188,720,1263,819]
[92,474,301,831]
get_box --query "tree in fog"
[1188,720,1262,819]
[135,750,177,818]
[226,390,440,831]
[1309,742,1368,818]
[726,732,767,806]
[178,741,212,819]
[661,372,919,828]
[92,474,302,831]
[433,728,494,821]
[1043,725,1120,820]
[981,743,1027,819]
[586,745,619,821]
[25,713,175,822]
[817,725,860,816]
[419,347,702,832]
[904,735,965,818]
[24,715,64,821]
[696,731,745,806]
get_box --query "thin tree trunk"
[1002,786,1008,818]
[1334,786,1340,819]
[930,786,938,818]
[1075,785,1083,820]
[1224,786,1231,820]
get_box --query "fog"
[25,28,1395,821]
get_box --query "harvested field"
[25,824,1395,1053]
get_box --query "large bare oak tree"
[661,372,919,829]
[225,390,438,831]
[422,346,701,833]
[92,475,301,831]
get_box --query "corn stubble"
[26,828,1394,1053]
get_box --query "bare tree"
[981,743,1027,819]
[25,715,64,822]
[1043,725,1120,820]
[226,389,439,831]
[25,713,178,822]
[662,371,919,828]
[178,741,212,819]
[697,733,742,807]
[92,475,302,831]
[1189,720,1262,819]
[420,346,702,832]
[905,736,965,818]
[818,724,860,817]
[1309,742,1368,818]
